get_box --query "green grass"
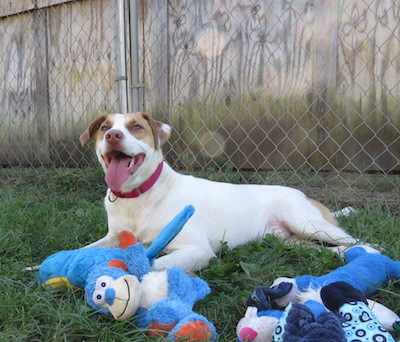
[0,167,399,341]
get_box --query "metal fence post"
[116,0,129,114]
[129,0,143,112]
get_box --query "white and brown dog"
[80,112,360,271]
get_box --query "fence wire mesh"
[0,0,399,207]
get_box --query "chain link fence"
[0,0,399,207]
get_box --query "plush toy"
[237,284,344,342]
[271,246,400,331]
[37,205,195,289]
[84,228,217,341]
[237,281,399,342]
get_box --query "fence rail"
[0,0,399,202]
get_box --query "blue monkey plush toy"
[84,228,217,341]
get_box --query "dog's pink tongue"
[105,157,131,191]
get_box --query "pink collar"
[111,162,164,198]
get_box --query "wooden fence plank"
[141,0,169,112]
[32,8,51,164]
[0,0,79,18]
[46,0,118,164]
[334,0,400,172]
[0,11,50,165]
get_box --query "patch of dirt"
[304,186,400,215]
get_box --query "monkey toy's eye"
[92,276,113,306]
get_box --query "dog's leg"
[280,199,359,247]
[367,299,400,332]
[327,244,382,256]
[279,235,327,248]
[287,219,359,246]
[84,234,119,249]
[152,245,216,272]
[268,220,355,249]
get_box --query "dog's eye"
[100,125,109,132]
[128,123,142,131]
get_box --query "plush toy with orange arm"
[37,205,195,290]
[84,225,217,341]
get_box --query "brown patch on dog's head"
[139,112,171,149]
[122,112,155,148]
[79,114,114,147]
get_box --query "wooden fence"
[0,0,118,166]
[0,0,399,173]
[141,0,400,172]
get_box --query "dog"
[79,112,360,271]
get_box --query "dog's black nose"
[105,129,124,144]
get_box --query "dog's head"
[80,112,171,192]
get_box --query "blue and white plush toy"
[237,300,345,342]
[84,227,217,341]
[271,246,400,331]
[237,283,346,342]
[236,281,399,342]
[37,205,195,289]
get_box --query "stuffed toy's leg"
[321,281,397,342]
[140,298,216,341]
[169,313,217,341]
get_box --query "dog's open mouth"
[103,151,145,191]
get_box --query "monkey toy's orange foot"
[148,321,176,336]
[174,319,213,341]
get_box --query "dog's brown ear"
[141,113,172,149]
[79,114,109,147]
